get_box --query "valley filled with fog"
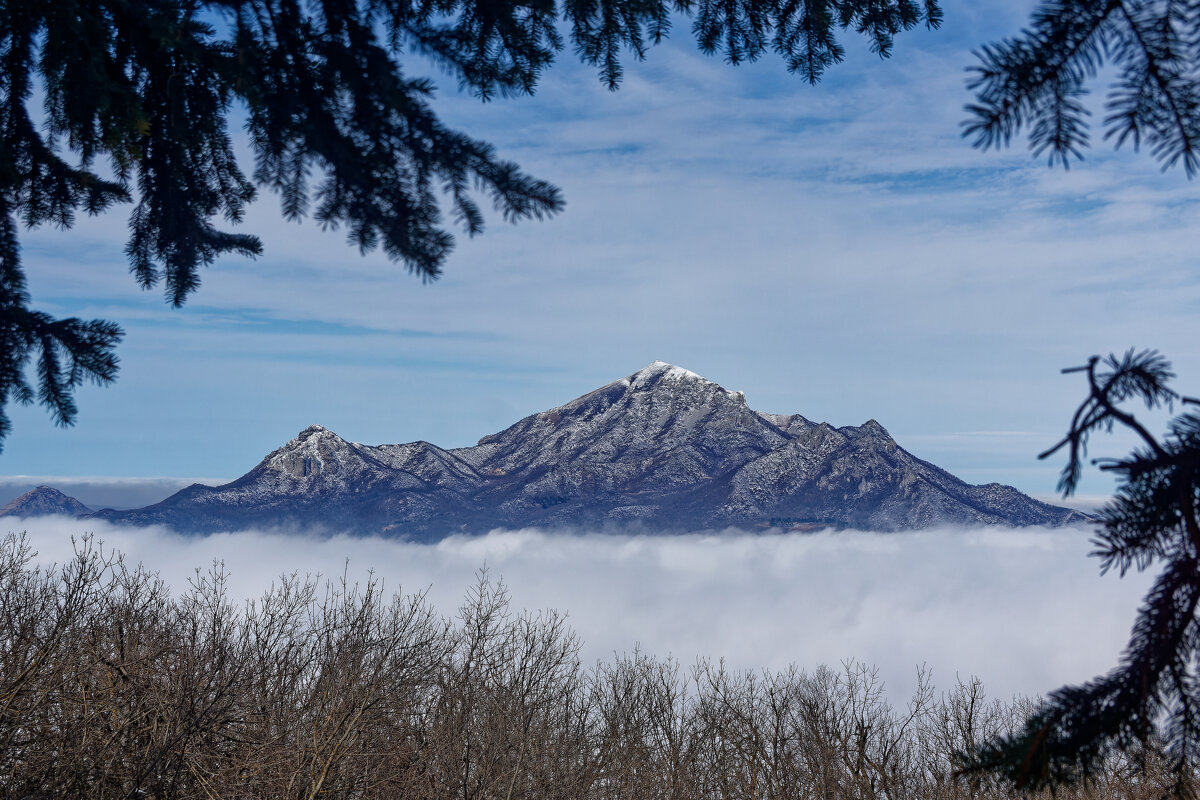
[9,518,1149,703]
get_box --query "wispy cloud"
[6,520,1150,703]
[7,5,1198,497]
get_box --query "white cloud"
[5,519,1151,703]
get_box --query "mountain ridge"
[73,361,1089,536]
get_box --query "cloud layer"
[6,519,1151,703]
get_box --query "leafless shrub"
[0,531,1186,799]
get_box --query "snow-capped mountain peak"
[623,361,748,406]
[93,364,1090,536]
[630,361,707,386]
[265,424,361,479]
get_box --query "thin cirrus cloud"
[4,3,1199,496]
[8,518,1151,704]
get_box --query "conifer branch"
[964,350,1200,794]
[965,0,1200,173]
[0,0,940,444]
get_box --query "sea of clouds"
[4,518,1151,704]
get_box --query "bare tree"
[0,532,1189,800]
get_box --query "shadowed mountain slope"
[92,362,1087,537]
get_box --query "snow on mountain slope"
[93,363,1089,536]
[462,362,787,489]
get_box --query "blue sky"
[3,0,1199,504]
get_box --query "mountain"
[93,362,1088,537]
[103,425,481,534]
[1,486,91,518]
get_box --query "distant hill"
[1,486,91,518]
[93,362,1088,538]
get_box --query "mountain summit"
[94,363,1087,536]
[0,486,90,518]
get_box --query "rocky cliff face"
[93,362,1089,537]
[0,486,91,518]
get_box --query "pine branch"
[0,0,939,443]
[966,0,1200,173]
[1110,2,1200,174]
[966,351,1200,793]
